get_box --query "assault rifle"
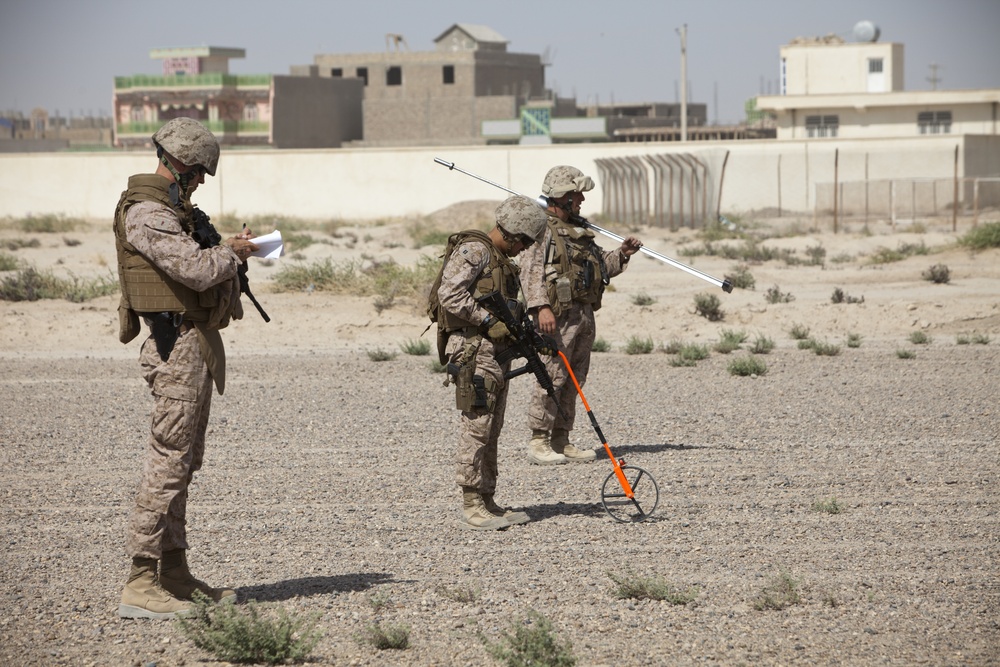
[191,207,270,322]
[477,291,568,421]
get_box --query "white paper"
[249,230,284,259]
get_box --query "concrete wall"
[782,42,903,95]
[1,135,993,223]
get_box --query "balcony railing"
[116,120,270,135]
[114,73,272,90]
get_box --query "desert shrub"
[805,243,827,266]
[812,340,841,356]
[3,237,41,251]
[812,497,843,514]
[436,584,481,603]
[846,333,863,348]
[727,355,768,376]
[400,338,431,356]
[958,222,1000,250]
[355,623,410,650]
[272,256,438,301]
[671,343,710,367]
[714,328,747,354]
[921,264,950,284]
[624,336,654,355]
[0,267,118,302]
[429,360,448,373]
[829,252,854,264]
[749,334,775,354]
[764,285,794,304]
[659,339,683,355]
[482,609,576,667]
[788,324,811,340]
[725,264,755,290]
[0,252,20,271]
[831,287,864,304]
[607,570,699,605]
[868,241,930,264]
[630,291,656,306]
[956,333,970,345]
[753,570,802,611]
[591,337,611,353]
[908,331,932,345]
[972,333,991,345]
[175,592,321,665]
[693,292,724,321]
[896,349,916,359]
[12,214,84,233]
[367,348,397,362]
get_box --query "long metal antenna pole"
[434,157,733,292]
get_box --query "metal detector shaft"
[556,351,635,501]
[434,157,732,293]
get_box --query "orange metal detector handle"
[556,351,635,500]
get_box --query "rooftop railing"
[114,73,272,89]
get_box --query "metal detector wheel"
[600,466,659,523]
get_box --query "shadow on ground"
[239,572,395,602]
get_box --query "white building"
[757,32,1000,140]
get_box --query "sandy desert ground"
[0,204,998,666]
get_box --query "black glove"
[536,334,559,356]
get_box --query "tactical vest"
[113,174,217,343]
[542,216,609,316]
[430,230,521,333]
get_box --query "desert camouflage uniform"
[122,199,242,559]
[520,217,630,433]
[438,238,519,495]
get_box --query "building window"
[805,115,839,138]
[780,57,786,95]
[386,66,402,86]
[443,65,455,85]
[331,68,343,77]
[868,58,883,73]
[918,111,952,134]
[356,67,368,86]
[243,103,258,121]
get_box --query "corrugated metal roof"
[433,23,508,45]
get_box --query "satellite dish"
[853,20,880,43]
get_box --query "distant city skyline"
[2,0,998,124]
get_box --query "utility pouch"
[555,276,572,307]
[149,311,183,362]
[454,363,477,411]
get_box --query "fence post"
[952,144,959,232]
[833,148,839,234]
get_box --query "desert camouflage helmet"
[152,118,220,176]
[495,195,548,244]
[541,165,595,198]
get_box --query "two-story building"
[113,46,363,149]
[756,33,1000,140]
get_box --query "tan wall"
[782,42,903,95]
[774,101,1000,139]
[1,135,991,222]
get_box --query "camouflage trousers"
[527,302,596,433]
[126,327,213,559]
[448,333,510,494]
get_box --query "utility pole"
[927,63,942,90]
[677,24,688,141]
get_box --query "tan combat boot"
[551,428,596,463]
[119,557,193,619]
[159,549,236,603]
[527,429,567,465]
[482,493,530,525]
[460,488,510,530]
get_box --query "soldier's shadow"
[522,501,607,521]
[238,572,395,602]
[608,441,707,456]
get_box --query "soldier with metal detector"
[520,166,643,465]
[432,195,550,530]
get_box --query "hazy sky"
[2,0,998,125]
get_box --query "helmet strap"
[157,147,192,199]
